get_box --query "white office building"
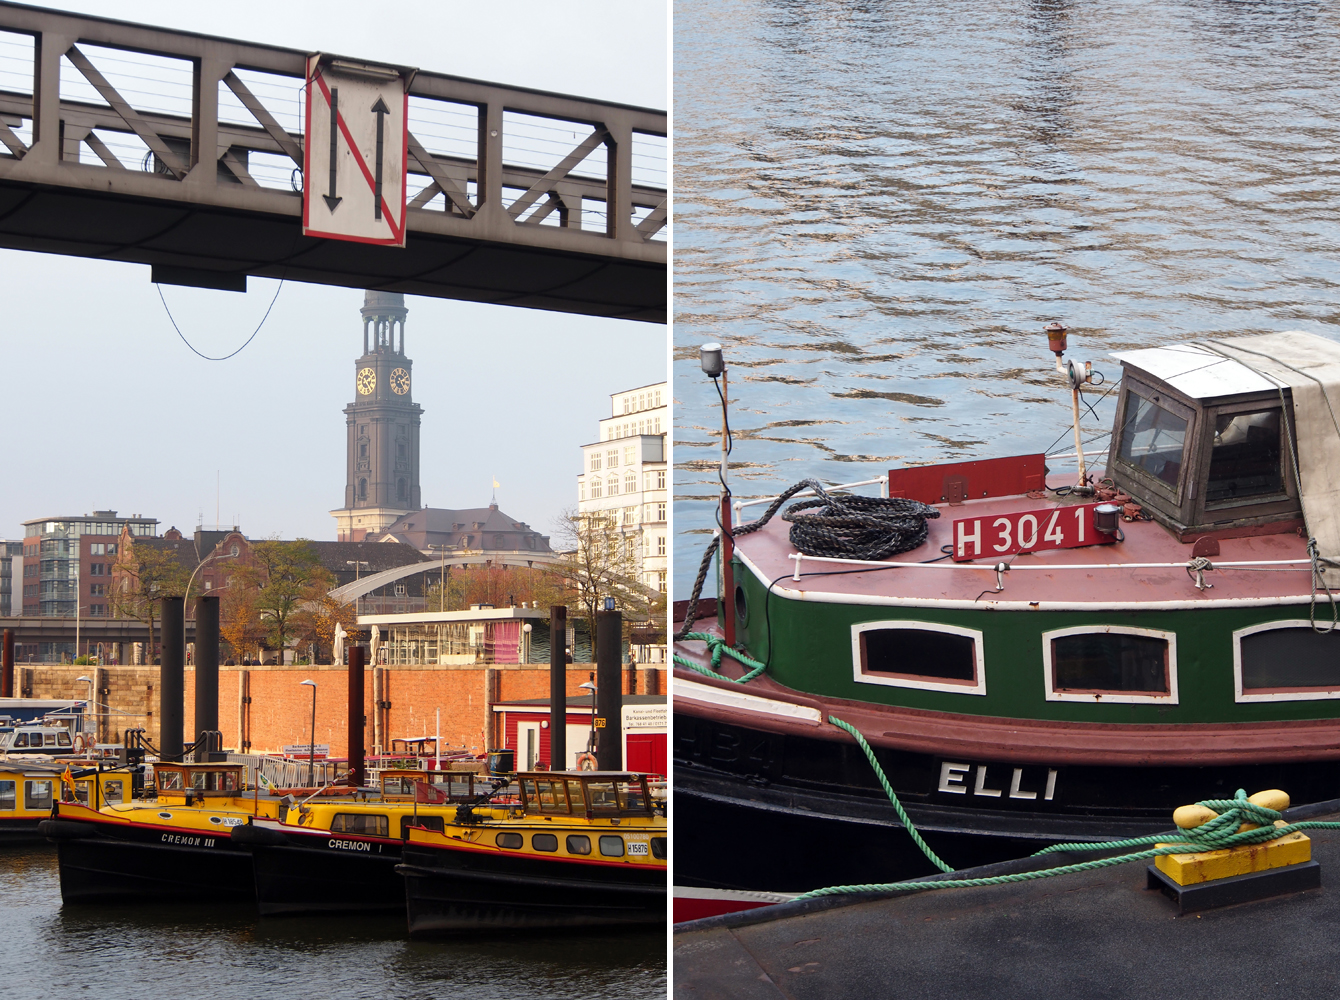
[576,382,668,598]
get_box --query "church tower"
[330,291,423,542]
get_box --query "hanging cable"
[157,278,284,361]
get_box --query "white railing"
[788,551,1311,582]
[735,477,888,522]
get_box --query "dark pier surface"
[675,805,1340,999]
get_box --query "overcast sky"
[0,1,667,543]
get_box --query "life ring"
[575,752,597,771]
[72,733,88,753]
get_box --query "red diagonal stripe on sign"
[313,70,404,244]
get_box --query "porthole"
[734,584,748,623]
[495,832,523,850]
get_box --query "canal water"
[0,847,664,1000]
[673,0,1340,595]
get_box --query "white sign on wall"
[303,56,411,247]
[623,704,667,732]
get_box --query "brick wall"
[21,661,665,758]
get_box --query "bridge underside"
[0,181,664,321]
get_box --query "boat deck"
[732,483,1318,609]
[674,804,1340,998]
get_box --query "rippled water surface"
[673,0,1340,594]
[0,847,664,1000]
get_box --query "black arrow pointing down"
[323,87,341,213]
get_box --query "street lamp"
[300,679,317,787]
[579,676,597,763]
[77,674,93,749]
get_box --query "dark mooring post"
[348,644,366,788]
[549,605,567,770]
[160,596,185,761]
[194,595,219,757]
[595,603,623,771]
[1,629,13,698]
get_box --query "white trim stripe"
[672,678,824,723]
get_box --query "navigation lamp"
[1045,322,1068,357]
[700,343,725,378]
[1094,503,1121,535]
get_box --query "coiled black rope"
[674,479,940,639]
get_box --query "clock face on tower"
[390,368,410,395]
[357,367,376,395]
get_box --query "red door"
[625,733,666,777]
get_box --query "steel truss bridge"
[0,3,666,321]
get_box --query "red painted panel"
[888,454,1046,505]
[951,502,1117,561]
[626,733,667,776]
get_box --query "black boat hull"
[236,827,405,916]
[42,819,253,903]
[675,711,1340,893]
[399,845,665,935]
[0,817,47,846]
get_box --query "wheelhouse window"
[25,780,52,810]
[330,813,389,836]
[1044,627,1178,704]
[850,621,986,696]
[1207,408,1283,505]
[1235,622,1340,701]
[1116,391,1189,491]
[0,780,14,810]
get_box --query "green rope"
[796,718,1340,902]
[672,631,767,683]
[827,715,954,873]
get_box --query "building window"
[654,417,661,434]
[624,446,635,466]
[608,449,618,469]
[397,478,408,501]
[624,507,636,527]
[656,470,666,490]
[657,536,666,556]
[359,442,368,459]
[358,479,368,501]
[624,472,636,494]
[591,480,602,499]
[591,452,602,472]
[607,477,619,497]
[657,570,667,594]
[1234,621,1340,702]
[1043,626,1177,704]
[654,390,661,407]
[394,584,407,597]
[851,621,987,695]
[579,481,586,501]
[656,502,666,522]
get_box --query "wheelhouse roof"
[1110,343,1279,400]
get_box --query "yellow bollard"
[1157,789,1309,886]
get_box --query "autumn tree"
[554,506,659,643]
[225,540,334,661]
[291,585,358,663]
[220,583,265,663]
[112,542,190,662]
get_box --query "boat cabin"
[1108,343,1305,540]
[58,769,132,809]
[518,772,654,820]
[0,725,75,754]
[154,763,246,803]
[380,769,491,802]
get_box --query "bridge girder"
[0,3,666,322]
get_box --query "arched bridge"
[0,3,666,322]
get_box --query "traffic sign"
[303,55,412,247]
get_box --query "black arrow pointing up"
[371,96,389,221]
[323,87,342,213]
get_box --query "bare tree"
[112,542,190,662]
[554,506,658,644]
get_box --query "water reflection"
[0,847,664,999]
[673,0,1340,595]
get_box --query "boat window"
[103,779,123,805]
[402,815,444,836]
[650,837,667,860]
[158,770,184,791]
[616,780,649,813]
[330,813,389,836]
[56,731,72,747]
[0,780,14,809]
[598,835,625,857]
[25,780,52,810]
[524,778,570,814]
[191,770,208,789]
[520,778,538,811]
[532,833,558,852]
[495,832,524,850]
[852,622,986,695]
[566,834,591,856]
[586,781,623,813]
[1045,628,1176,703]
[1237,623,1340,700]
[566,779,587,812]
[1207,409,1283,504]
[72,781,91,805]
[13,733,27,748]
[383,776,418,797]
[1117,392,1188,489]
